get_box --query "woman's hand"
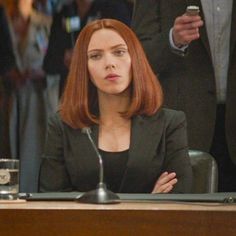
[152,172,178,193]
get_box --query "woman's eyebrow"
[88,44,127,53]
[110,43,127,49]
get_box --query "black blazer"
[132,0,236,164]
[39,108,192,193]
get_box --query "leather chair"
[189,150,218,193]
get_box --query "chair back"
[189,150,218,193]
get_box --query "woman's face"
[87,29,132,96]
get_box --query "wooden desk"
[0,201,236,236]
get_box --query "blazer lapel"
[119,112,165,193]
[69,126,100,189]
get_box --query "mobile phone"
[186,5,200,16]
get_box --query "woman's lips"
[105,74,120,81]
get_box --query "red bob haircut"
[60,19,163,129]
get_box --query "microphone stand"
[76,128,120,204]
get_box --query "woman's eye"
[88,53,102,60]
[113,49,126,56]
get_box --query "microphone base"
[75,183,120,204]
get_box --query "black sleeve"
[39,114,73,192]
[164,111,193,193]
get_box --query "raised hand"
[172,14,204,47]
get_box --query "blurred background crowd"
[0,0,133,192]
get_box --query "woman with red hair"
[39,19,192,194]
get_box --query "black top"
[99,149,129,193]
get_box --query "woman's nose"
[104,54,116,70]
[105,63,115,70]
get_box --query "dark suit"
[39,109,192,193]
[0,6,15,75]
[0,6,16,156]
[132,0,236,191]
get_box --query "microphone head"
[77,125,121,204]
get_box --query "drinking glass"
[0,159,19,200]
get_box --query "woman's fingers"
[157,172,176,185]
[152,172,178,193]
[162,184,174,193]
[153,178,178,193]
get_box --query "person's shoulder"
[48,112,63,126]
[48,112,80,132]
[149,108,186,124]
[160,108,185,119]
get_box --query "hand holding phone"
[186,5,200,16]
[172,5,202,47]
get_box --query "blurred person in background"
[5,0,52,192]
[0,4,18,156]
[43,0,133,97]
[33,0,65,15]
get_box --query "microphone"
[81,127,104,185]
[76,127,120,204]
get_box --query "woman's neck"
[98,93,131,127]
[98,93,131,152]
